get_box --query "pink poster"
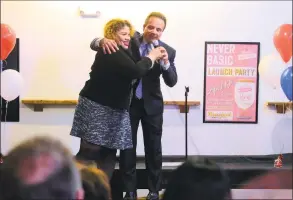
[203,42,260,123]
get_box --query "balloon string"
[1,101,8,146]
[1,60,7,71]
[5,101,8,125]
[280,143,284,154]
[3,102,9,153]
[3,60,7,70]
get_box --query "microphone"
[152,40,166,65]
[152,40,159,48]
[151,40,160,64]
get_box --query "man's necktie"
[135,44,150,99]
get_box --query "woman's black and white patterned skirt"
[70,96,133,150]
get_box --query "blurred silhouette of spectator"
[0,136,84,200]
[162,157,231,200]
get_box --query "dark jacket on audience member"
[79,46,153,110]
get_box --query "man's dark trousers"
[119,97,163,193]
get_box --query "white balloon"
[1,69,23,101]
[258,53,287,89]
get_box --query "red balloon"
[1,24,16,60]
[273,24,292,63]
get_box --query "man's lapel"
[130,35,143,61]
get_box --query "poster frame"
[203,41,260,124]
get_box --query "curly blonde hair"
[104,18,135,39]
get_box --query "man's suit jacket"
[80,46,153,110]
[90,32,178,115]
[130,32,178,115]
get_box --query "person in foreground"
[76,162,111,200]
[90,12,178,200]
[70,18,164,180]
[162,158,231,200]
[0,136,84,200]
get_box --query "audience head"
[143,11,167,43]
[0,136,84,200]
[162,157,231,200]
[78,165,111,200]
[104,18,135,49]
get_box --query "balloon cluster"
[1,24,23,102]
[274,24,292,101]
[259,24,292,101]
[1,24,23,164]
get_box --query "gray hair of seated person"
[162,157,231,200]
[0,136,82,200]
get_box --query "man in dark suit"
[90,12,178,200]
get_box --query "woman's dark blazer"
[79,46,153,110]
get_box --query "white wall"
[1,1,292,156]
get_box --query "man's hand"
[147,47,164,62]
[159,47,169,64]
[101,38,119,54]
